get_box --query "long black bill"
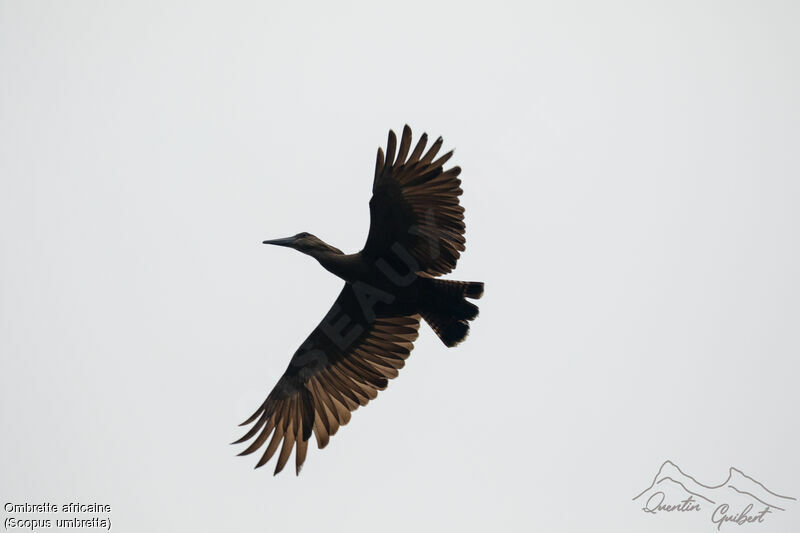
[262,237,295,247]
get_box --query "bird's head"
[262,232,342,256]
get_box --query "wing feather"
[236,284,421,474]
[395,125,412,164]
[407,133,427,164]
[363,126,467,276]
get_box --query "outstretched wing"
[362,125,466,277]
[235,284,420,475]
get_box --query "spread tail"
[420,279,484,347]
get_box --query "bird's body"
[236,126,484,474]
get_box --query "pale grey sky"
[1,2,799,532]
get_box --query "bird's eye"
[298,232,310,238]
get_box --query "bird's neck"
[310,249,359,281]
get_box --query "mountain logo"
[633,460,796,530]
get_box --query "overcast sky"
[1,2,799,532]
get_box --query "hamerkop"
[235,125,484,474]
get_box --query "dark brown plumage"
[236,125,484,474]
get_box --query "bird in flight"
[235,125,484,475]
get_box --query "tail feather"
[420,279,484,347]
